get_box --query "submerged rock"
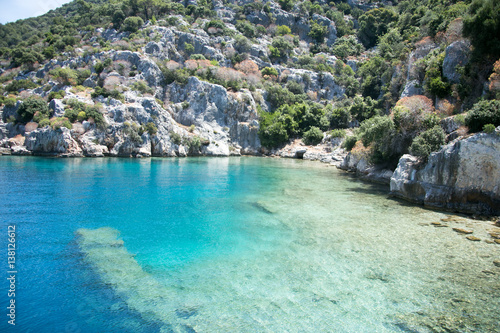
[453,228,473,234]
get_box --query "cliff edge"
[390,127,500,215]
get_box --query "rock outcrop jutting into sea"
[390,127,500,215]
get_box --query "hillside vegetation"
[0,0,499,164]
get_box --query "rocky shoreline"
[1,115,499,216]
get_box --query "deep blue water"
[0,156,498,333]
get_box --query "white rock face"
[166,77,261,155]
[284,68,345,101]
[390,129,500,215]
[25,127,83,157]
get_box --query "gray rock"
[0,121,7,141]
[78,134,109,157]
[338,151,393,184]
[83,77,97,88]
[101,28,130,42]
[11,146,31,155]
[312,14,337,46]
[167,77,261,155]
[284,68,345,101]
[25,127,83,157]
[401,80,423,98]
[2,101,22,123]
[442,40,471,84]
[144,42,162,57]
[346,60,358,72]
[49,99,66,117]
[390,129,500,215]
[440,116,460,134]
[5,123,25,137]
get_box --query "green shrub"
[332,35,365,59]
[131,81,154,94]
[184,42,194,55]
[4,97,17,108]
[258,110,290,148]
[410,125,446,159]
[17,96,50,123]
[278,0,295,11]
[342,135,357,151]
[236,20,256,38]
[270,37,294,59]
[454,114,466,126]
[145,122,157,136]
[50,117,72,130]
[169,131,182,145]
[123,122,142,144]
[64,99,106,129]
[76,69,91,85]
[286,80,304,95]
[91,87,124,101]
[261,67,278,77]
[427,76,451,98]
[204,20,227,36]
[77,111,87,122]
[465,100,500,132]
[50,68,78,86]
[358,116,395,147]
[186,136,202,154]
[276,25,291,36]
[483,123,496,133]
[47,90,66,102]
[330,129,346,138]
[94,61,105,74]
[308,21,328,43]
[358,115,398,163]
[463,0,500,58]
[265,84,304,109]
[5,79,37,92]
[357,8,397,48]
[349,96,381,122]
[329,108,350,129]
[160,67,189,85]
[85,106,106,129]
[303,126,323,145]
[38,118,50,127]
[190,54,206,60]
[123,17,144,33]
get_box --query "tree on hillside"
[358,8,398,49]
[463,0,500,59]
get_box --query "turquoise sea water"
[0,156,499,333]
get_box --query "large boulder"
[49,99,65,117]
[442,40,471,84]
[390,128,500,215]
[338,150,393,184]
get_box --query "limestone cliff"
[390,128,500,215]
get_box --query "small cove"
[0,156,498,332]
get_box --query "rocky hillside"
[0,0,499,211]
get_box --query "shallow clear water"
[0,156,499,333]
